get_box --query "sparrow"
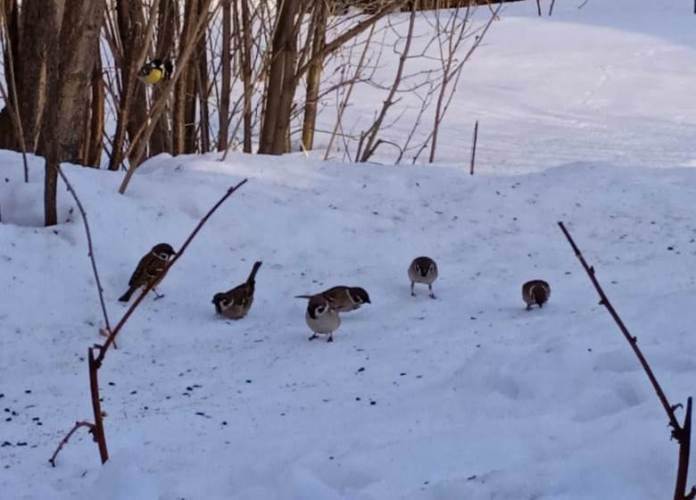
[119,243,176,302]
[522,279,551,309]
[212,261,262,320]
[408,256,438,298]
[305,294,341,343]
[296,286,371,313]
[138,59,173,84]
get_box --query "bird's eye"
[316,304,327,314]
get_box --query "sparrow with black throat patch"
[305,294,341,343]
[408,256,438,299]
[522,279,550,310]
[296,286,371,313]
[118,243,176,302]
[212,261,262,320]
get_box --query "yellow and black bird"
[212,261,263,320]
[118,243,176,302]
[138,59,173,85]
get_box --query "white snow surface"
[3,0,696,498]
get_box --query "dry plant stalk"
[558,221,695,500]
[49,179,248,466]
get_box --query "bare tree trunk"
[16,0,63,152]
[42,0,106,226]
[195,0,210,153]
[240,0,253,152]
[174,0,200,154]
[108,0,149,170]
[301,0,327,151]
[217,0,231,151]
[149,0,177,156]
[86,48,105,167]
[258,0,302,154]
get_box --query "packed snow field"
[3,0,696,499]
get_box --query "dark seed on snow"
[222,421,228,426]
[108,382,115,386]
[186,386,193,391]
[370,401,377,406]
[1,441,11,447]
[355,397,361,401]
[400,373,406,376]
[195,412,205,416]
[357,367,365,373]
[245,380,252,384]
[24,390,31,394]
[130,391,137,395]
[16,442,27,446]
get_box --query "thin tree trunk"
[217,0,231,151]
[301,0,327,151]
[42,0,106,225]
[149,0,177,156]
[239,0,253,152]
[258,0,301,154]
[86,48,105,167]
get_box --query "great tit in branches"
[138,59,173,85]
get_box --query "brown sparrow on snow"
[408,256,438,299]
[305,294,341,343]
[522,279,551,309]
[296,286,371,313]
[212,261,263,320]
[118,243,176,302]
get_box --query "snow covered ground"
[3,0,696,499]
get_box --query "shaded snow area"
[3,0,696,499]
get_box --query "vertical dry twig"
[558,221,695,500]
[469,119,478,175]
[50,179,249,467]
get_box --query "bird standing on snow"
[118,243,176,302]
[138,59,173,85]
[296,286,371,313]
[522,280,551,309]
[408,256,438,299]
[305,294,341,343]
[212,261,263,320]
